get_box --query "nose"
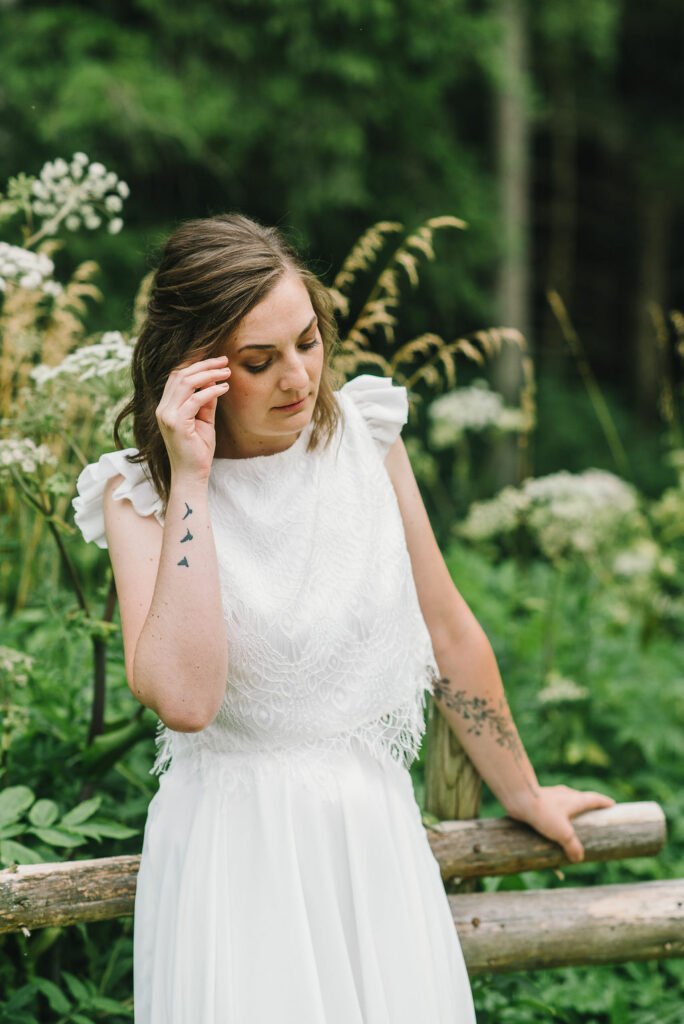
[278,351,310,394]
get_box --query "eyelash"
[245,337,321,374]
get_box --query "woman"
[73,213,614,1022]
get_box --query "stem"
[547,289,630,478]
[24,194,78,249]
[10,471,90,614]
[45,518,89,615]
[541,566,564,678]
[87,571,117,745]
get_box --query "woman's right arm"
[104,473,228,732]
[103,353,232,732]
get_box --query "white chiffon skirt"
[133,742,477,1023]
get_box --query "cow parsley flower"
[428,380,528,448]
[30,331,135,386]
[30,153,129,237]
[537,674,589,705]
[460,468,644,563]
[0,438,58,476]
[0,242,62,296]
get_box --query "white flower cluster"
[0,242,62,296]
[0,646,34,688]
[0,437,58,476]
[428,380,528,448]
[537,673,589,705]
[31,331,135,386]
[30,153,129,236]
[612,538,660,579]
[460,468,642,562]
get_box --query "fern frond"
[390,333,444,373]
[332,221,403,294]
[394,251,420,288]
[425,215,468,231]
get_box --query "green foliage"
[438,539,684,1018]
[0,786,138,868]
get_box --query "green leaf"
[78,717,150,771]
[29,798,59,828]
[60,795,102,827]
[2,982,36,1011]
[61,970,91,1004]
[0,839,44,866]
[0,823,27,840]
[28,827,86,848]
[0,785,35,826]
[90,994,130,1013]
[68,821,139,840]
[32,977,71,1014]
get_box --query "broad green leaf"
[0,839,43,866]
[60,795,102,827]
[0,785,35,826]
[29,798,59,828]
[78,717,150,770]
[2,982,36,1011]
[0,823,27,840]
[32,977,71,1014]
[28,827,86,848]
[68,821,139,840]
[61,970,91,1003]
[90,994,131,1013]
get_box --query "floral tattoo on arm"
[432,676,539,801]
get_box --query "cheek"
[229,370,265,402]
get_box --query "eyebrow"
[237,315,317,353]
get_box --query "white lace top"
[72,374,439,795]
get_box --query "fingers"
[157,359,231,428]
[569,790,617,816]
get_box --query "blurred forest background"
[2,0,684,1021]
[3,0,683,489]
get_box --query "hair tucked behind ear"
[113,213,343,512]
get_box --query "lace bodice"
[73,374,439,793]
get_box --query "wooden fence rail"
[2,801,681,975]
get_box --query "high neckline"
[211,419,312,470]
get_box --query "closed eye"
[245,336,321,374]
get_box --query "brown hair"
[113,213,343,511]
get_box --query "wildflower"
[0,646,34,688]
[537,674,589,705]
[0,438,58,477]
[460,468,644,563]
[29,154,128,238]
[612,539,659,579]
[428,380,528,448]
[0,242,60,296]
[30,331,135,385]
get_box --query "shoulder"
[336,374,408,461]
[72,448,164,549]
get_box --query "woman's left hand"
[506,785,616,863]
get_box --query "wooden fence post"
[424,698,482,893]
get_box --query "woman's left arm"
[384,436,615,863]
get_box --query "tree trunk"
[491,0,532,487]
[633,188,670,425]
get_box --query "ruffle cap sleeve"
[72,447,164,549]
[339,374,408,459]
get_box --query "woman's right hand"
[155,355,231,481]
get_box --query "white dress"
[73,374,477,1024]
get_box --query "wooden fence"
[1,700,682,976]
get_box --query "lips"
[275,396,307,409]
